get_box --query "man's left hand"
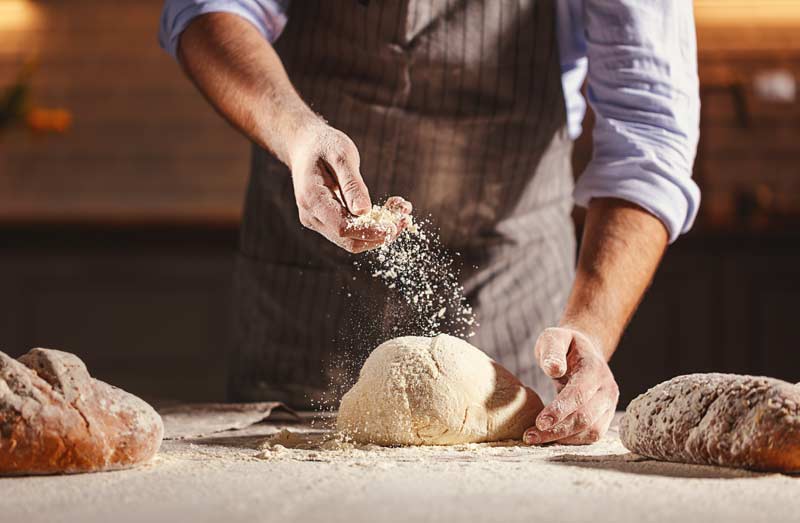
[523,327,619,445]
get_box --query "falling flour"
[350,202,476,338]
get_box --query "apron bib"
[229,0,575,407]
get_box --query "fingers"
[322,144,371,215]
[525,326,620,446]
[293,128,414,252]
[535,373,600,431]
[534,327,573,379]
[557,408,615,445]
[314,197,389,250]
[524,388,608,445]
[342,238,382,254]
[298,165,414,252]
[344,220,396,242]
[383,196,413,239]
[398,214,413,229]
[296,165,388,253]
[385,196,412,215]
[306,215,375,253]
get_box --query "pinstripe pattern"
[229,0,574,407]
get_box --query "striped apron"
[229,0,575,408]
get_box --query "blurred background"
[1,0,798,405]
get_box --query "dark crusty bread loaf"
[620,373,800,472]
[0,348,163,475]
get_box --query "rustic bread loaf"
[620,373,800,472]
[0,348,163,475]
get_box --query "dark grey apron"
[229,0,575,408]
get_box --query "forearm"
[560,198,668,359]
[177,12,319,166]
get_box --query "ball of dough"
[337,334,543,445]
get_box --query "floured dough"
[337,334,543,445]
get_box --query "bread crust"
[0,348,163,475]
[620,373,800,472]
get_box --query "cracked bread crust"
[620,373,800,472]
[0,348,163,475]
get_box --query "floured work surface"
[159,402,298,440]
[1,412,799,523]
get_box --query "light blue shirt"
[160,0,700,242]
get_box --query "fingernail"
[352,197,371,214]
[524,431,539,445]
[543,358,563,376]
[537,415,555,430]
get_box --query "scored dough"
[337,334,543,445]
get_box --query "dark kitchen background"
[1,0,798,406]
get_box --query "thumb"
[534,328,572,378]
[324,150,371,215]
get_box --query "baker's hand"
[288,122,409,253]
[523,327,619,445]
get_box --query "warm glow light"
[695,0,800,25]
[0,0,43,32]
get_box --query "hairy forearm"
[177,12,320,166]
[560,198,668,359]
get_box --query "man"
[159,0,699,445]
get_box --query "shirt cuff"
[574,159,701,243]
[159,0,288,59]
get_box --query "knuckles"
[340,176,365,197]
[568,386,588,409]
[336,223,352,237]
[297,211,314,230]
[341,238,370,254]
[330,151,351,169]
[609,380,620,399]
[582,428,602,443]
[534,328,564,359]
[341,239,357,252]
[293,126,360,175]
[324,132,360,165]
[572,412,591,431]
[295,195,311,213]
[540,327,564,345]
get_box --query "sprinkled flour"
[351,202,476,338]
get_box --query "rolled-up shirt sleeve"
[159,0,290,58]
[573,0,701,242]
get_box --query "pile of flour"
[351,202,476,338]
[348,203,418,234]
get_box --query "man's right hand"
[288,122,407,253]
[178,13,408,253]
